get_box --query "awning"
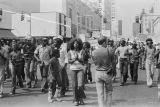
[0,29,17,39]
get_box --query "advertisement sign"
[102,30,111,37]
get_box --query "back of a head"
[98,36,107,45]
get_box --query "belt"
[96,69,107,71]
[120,58,128,59]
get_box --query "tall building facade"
[140,8,154,35]
[0,0,101,37]
[66,0,101,37]
[153,0,160,35]
[111,0,119,37]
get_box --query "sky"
[116,0,154,37]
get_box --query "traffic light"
[0,8,2,16]
[21,12,24,21]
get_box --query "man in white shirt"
[115,39,130,86]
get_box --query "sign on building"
[118,20,122,36]
[102,30,111,37]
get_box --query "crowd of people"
[0,36,92,106]
[0,36,160,107]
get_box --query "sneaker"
[147,85,152,88]
[32,85,36,88]
[79,99,85,105]
[0,93,4,98]
[9,91,15,95]
[74,101,79,106]
[120,83,124,86]
[54,97,62,102]
[41,88,45,93]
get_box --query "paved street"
[0,65,160,107]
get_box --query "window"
[69,8,72,20]
[87,18,89,27]
[91,21,93,29]
[82,16,85,25]
[77,12,80,23]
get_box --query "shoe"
[9,91,15,95]
[120,83,124,86]
[74,101,79,106]
[55,97,62,102]
[48,99,53,103]
[134,82,137,85]
[41,88,45,93]
[32,85,36,88]
[48,91,53,103]
[147,85,152,88]
[79,99,84,105]
[0,93,4,98]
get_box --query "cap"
[42,38,48,41]
[53,35,63,41]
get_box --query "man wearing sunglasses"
[144,38,156,88]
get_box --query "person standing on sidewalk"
[92,36,114,107]
[48,38,63,103]
[68,38,86,106]
[115,39,130,86]
[58,40,69,97]
[144,38,156,88]
[0,43,7,98]
[23,38,36,88]
[9,41,24,95]
[129,43,140,84]
[34,38,50,92]
[108,39,117,82]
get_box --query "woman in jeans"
[68,38,85,106]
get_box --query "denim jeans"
[0,66,5,94]
[130,62,139,82]
[39,64,49,89]
[10,64,23,92]
[145,60,154,86]
[119,58,128,84]
[95,71,112,107]
[25,59,36,87]
[139,55,145,69]
[59,67,69,95]
[70,70,85,101]
[157,68,160,98]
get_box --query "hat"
[42,38,48,41]
[53,35,63,41]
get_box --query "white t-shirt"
[115,46,129,59]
